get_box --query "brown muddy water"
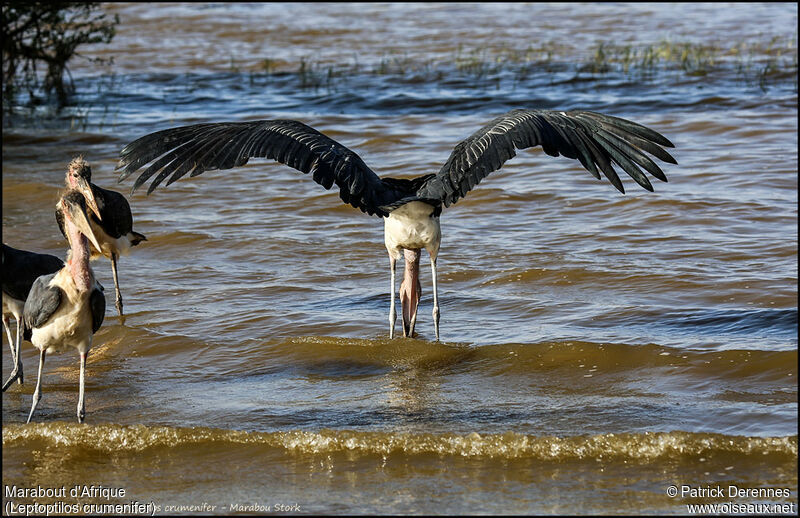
[2,2,797,515]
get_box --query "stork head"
[59,190,103,252]
[66,156,102,221]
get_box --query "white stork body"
[28,268,99,356]
[384,201,441,256]
[384,201,442,339]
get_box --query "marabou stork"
[59,156,146,318]
[115,109,677,340]
[2,244,63,390]
[24,190,106,423]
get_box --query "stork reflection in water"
[116,109,676,340]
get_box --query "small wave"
[659,308,798,335]
[270,336,796,383]
[3,423,795,462]
[588,307,798,339]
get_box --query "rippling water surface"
[2,2,797,515]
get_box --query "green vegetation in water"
[5,35,796,129]
[243,36,797,92]
[583,37,797,83]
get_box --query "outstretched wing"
[415,109,677,207]
[116,120,407,217]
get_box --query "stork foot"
[2,368,20,392]
[401,323,419,339]
[26,389,42,424]
[27,349,46,424]
[116,297,126,325]
[77,351,87,423]
[2,359,23,391]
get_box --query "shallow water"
[2,2,797,515]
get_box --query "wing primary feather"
[568,129,602,180]
[601,126,677,166]
[147,127,235,194]
[581,135,625,193]
[118,124,222,180]
[593,132,653,191]
[595,127,668,183]
[119,119,403,216]
[580,111,675,148]
[214,124,260,171]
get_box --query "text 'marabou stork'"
[2,244,63,390]
[116,109,676,340]
[24,190,106,423]
[59,156,146,318]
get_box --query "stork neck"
[66,224,93,292]
[403,248,422,276]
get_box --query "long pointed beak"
[400,249,422,338]
[63,196,103,252]
[75,177,102,221]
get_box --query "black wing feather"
[416,109,676,206]
[90,285,105,333]
[2,244,64,302]
[147,125,239,193]
[93,184,135,238]
[118,110,675,215]
[23,273,62,329]
[117,120,408,217]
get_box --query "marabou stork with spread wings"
[116,109,676,340]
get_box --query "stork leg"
[77,351,87,423]
[2,316,23,390]
[15,317,23,384]
[389,255,397,339]
[431,257,440,341]
[26,349,46,424]
[3,315,15,362]
[111,252,124,317]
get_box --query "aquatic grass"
[585,40,720,76]
[4,35,795,129]
[236,36,796,92]
[581,37,797,88]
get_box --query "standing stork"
[59,156,146,318]
[24,190,106,423]
[115,109,676,340]
[2,244,63,390]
